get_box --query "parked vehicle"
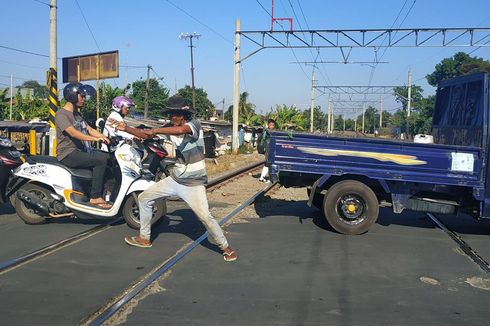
[268,72,490,235]
[0,136,23,205]
[7,137,165,229]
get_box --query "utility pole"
[329,96,334,133]
[144,64,151,119]
[379,96,383,128]
[362,104,366,133]
[232,20,241,154]
[48,0,58,156]
[407,69,412,118]
[309,65,316,133]
[9,74,13,120]
[327,95,332,133]
[179,32,201,110]
[406,69,412,137]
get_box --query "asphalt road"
[119,203,490,326]
[0,197,489,325]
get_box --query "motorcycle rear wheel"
[15,183,49,225]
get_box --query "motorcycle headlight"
[129,147,142,167]
[0,137,13,147]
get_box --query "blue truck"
[268,72,489,235]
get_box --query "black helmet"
[63,83,96,104]
[162,95,196,117]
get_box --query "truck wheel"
[122,194,166,230]
[323,180,379,235]
[306,188,324,210]
[15,183,49,225]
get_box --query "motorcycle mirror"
[95,118,105,130]
[79,84,96,98]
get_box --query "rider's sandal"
[222,250,238,262]
[89,201,112,209]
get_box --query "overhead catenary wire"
[163,0,232,45]
[294,0,332,85]
[286,0,332,86]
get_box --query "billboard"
[62,50,119,83]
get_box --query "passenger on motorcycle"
[55,83,112,209]
[100,96,150,151]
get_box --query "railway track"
[0,160,265,276]
[83,180,276,325]
[427,213,490,274]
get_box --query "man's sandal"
[222,250,238,262]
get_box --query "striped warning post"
[47,68,59,156]
[47,68,59,128]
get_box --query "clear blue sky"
[1,0,489,118]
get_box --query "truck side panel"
[269,134,483,188]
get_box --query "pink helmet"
[111,96,135,112]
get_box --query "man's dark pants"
[61,150,109,199]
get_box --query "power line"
[0,44,49,58]
[120,64,148,69]
[74,0,102,52]
[32,0,50,6]
[0,59,45,70]
[163,0,232,45]
[0,74,44,82]
[150,67,172,90]
[255,0,272,17]
[292,0,332,85]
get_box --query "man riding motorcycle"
[55,83,111,209]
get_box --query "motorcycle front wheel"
[122,193,166,230]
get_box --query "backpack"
[257,131,268,154]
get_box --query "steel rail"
[427,213,490,274]
[84,182,276,326]
[0,160,265,275]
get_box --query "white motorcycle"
[7,137,165,229]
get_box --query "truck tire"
[15,183,49,225]
[122,193,166,230]
[323,180,379,235]
[306,188,324,210]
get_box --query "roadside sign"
[62,50,119,83]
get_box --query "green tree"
[426,52,490,86]
[224,92,262,126]
[177,85,213,119]
[98,83,129,118]
[19,80,48,98]
[0,88,8,120]
[302,106,327,131]
[12,89,49,120]
[268,104,305,131]
[131,78,169,118]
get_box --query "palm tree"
[268,105,306,131]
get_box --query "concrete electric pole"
[310,65,316,133]
[232,20,241,155]
[179,32,201,111]
[48,0,58,156]
[144,64,151,119]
